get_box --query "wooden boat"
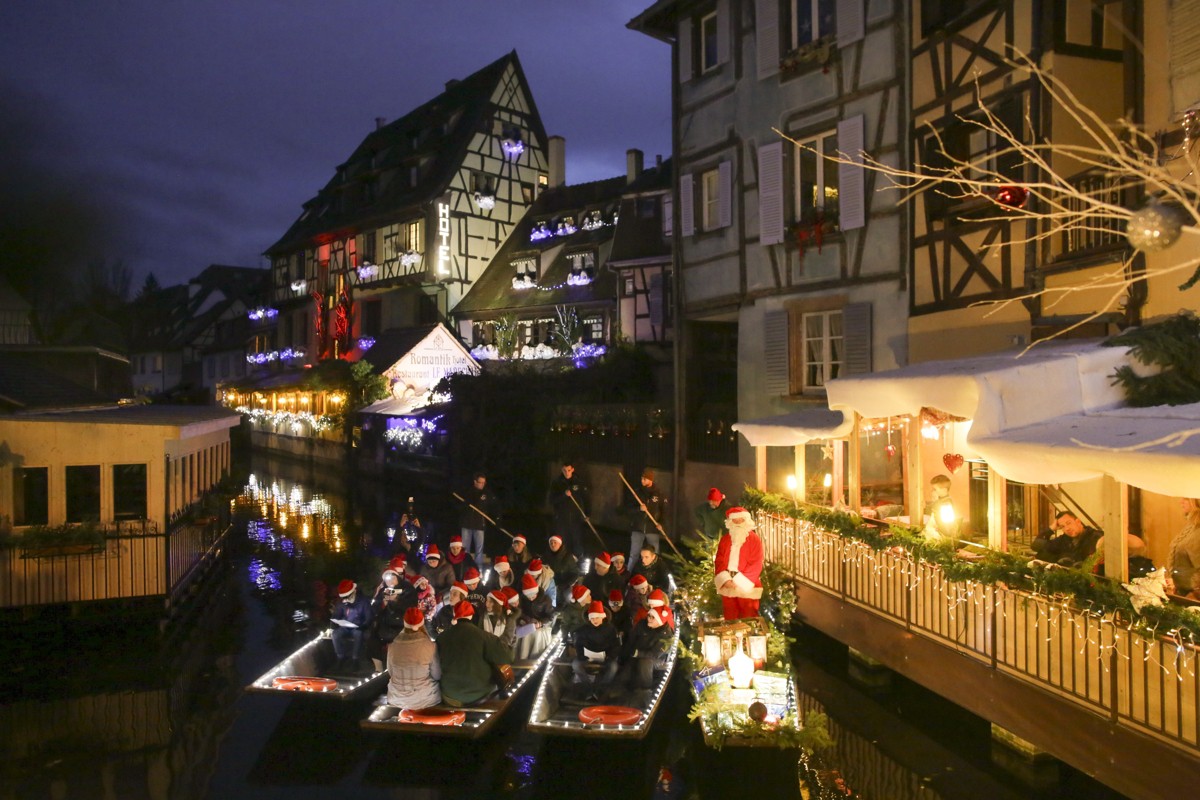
[360,630,561,739]
[245,632,388,700]
[525,620,680,739]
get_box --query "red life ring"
[578,706,643,726]
[271,676,339,692]
[398,707,467,726]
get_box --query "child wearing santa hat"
[559,583,594,636]
[516,573,555,660]
[482,588,517,649]
[526,557,557,606]
[617,603,675,696]
[386,606,441,709]
[446,534,479,582]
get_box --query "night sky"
[0,1,670,288]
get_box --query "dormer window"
[567,251,596,286]
[512,257,537,289]
[581,210,606,231]
[556,216,578,236]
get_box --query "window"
[702,168,721,230]
[513,257,538,281]
[403,220,422,252]
[153,354,162,373]
[791,0,837,49]
[472,172,495,194]
[360,230,377,265]
[583,316,605,343]
[638,197,657,219]
[65,465,101,523]
[13,467,48,526]
[801,310,843,391]
[700,12,720,72]
[112,464,147,521]
[795,130,839,221]
[623,276,636,296]
[220,355,229,377]
[522,183,535,203]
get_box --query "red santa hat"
[521,573,539,591]
[707,487,724,502]
[403,607,425,630]
[595,552,611,566]
[725,506,755,536]
[512,534,527,545]
[425,544,442,561]
[488,589,507,606]
[571,584,591,603]
[587,601,606,621]
[452,600,474,623]
[502,587,520,608]
[494,555,511,572]
[388,554,407,572]
[337,580,356,597]
[629,574,648,589]
[450,581,469,599]
[609,589,624,604]
[527,558,543,576]
[464,567,481,585]
[647,588,667,608]
[548,534,562,546]
[647,607,664,627]
[449,534,462,544]
[410,574,428,588]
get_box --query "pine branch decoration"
[1105,313,1200,407]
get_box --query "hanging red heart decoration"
[942,453,965,474]
[885,444,896,461]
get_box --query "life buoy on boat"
[398,707,467,726]
[271,676,339,692]
[578,706,643,726]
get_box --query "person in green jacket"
[694,487,731,541]
[435,600,514,706]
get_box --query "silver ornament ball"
[1126,203,1186,251]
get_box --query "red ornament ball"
[748,701,768,722]
[991,185,1028,209]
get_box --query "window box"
[788,210,840,256]
[779,35,837,75]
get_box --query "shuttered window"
[756,0,780,79]
[794,129,839,222]
[702,168,721,230]
[837,114,866,231]
[680,174,695,236]
[701,11,720,72]
[1172,0,1200,118]
[763,310,791,396]
[836,0,864,48]
[758,141,785,244]
[716,0,731,66]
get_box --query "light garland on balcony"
[356,262,379,281]
[248,307,279,321]
[245,348,306,365]
[470,341,607,363]
[290,280,308,293]
[400,251,421,268]
[473,191,496,210]
[236,405,334,432]
[357,337,376,351]
[501,137,525,159]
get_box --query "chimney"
[656,153,663,167]
[374,117,388,131]
[548,135,566,188]
[626,149,644,184]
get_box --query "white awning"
[360,396,426,416]
[732,408,852,446]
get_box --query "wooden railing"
[759,512,1200,754]
[1055,167,1127,260]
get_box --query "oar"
[567,491,607,550]
[617,471,683,558]
[451,492,516,541]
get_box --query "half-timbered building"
[629,0,908,499]
[262,51,552,366]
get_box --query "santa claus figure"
[713,506,764,620]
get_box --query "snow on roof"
[731,408,851,446]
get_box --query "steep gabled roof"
[453,176,627,315]
[267,51,545,256]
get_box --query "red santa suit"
[713,507,763,620]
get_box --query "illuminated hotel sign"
[435,199,452,277]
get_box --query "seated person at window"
[1031,511,1102,568]
[387,607,441,709]
[435,601,514,707]
[330,579,373,673]
[573,601,620,696]
[921,474,961,541]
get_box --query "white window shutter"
[763,311,790,395]
[679,18,693,81]
[662,195,673,237]
[758,142,785,245]
[680,173,695,237]
[756,0,780,79]
[717,0,731,65]
[836,0,864,48]
[718,160,733,229]
[841,302,872,374]
[837,114,866,231]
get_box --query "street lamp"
[785,474,798,507]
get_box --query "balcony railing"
[1057,168,1127,260]
[548,404,674,469]
[758,512,1200,755]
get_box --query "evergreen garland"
[739,487,1200,643]
[1104,313,1200,407]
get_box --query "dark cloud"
[0,1,669,286]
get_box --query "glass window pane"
[817,0,837,37]
[822,135,840,214]
[14,467,49,526]
[795,0,814,46]
[703,14,719,70]
[799,147,817,217]
[66,465,101,524]
[113,464,147,521]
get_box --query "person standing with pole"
[548,459,587,557]
[626,468,667,562]
[458,472,499,566]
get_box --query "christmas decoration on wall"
[400,251,421,269]
[1126,202,1186,251]
[501,136,525,159]
[529,222,553,242]
[473,191,496,210]
[565,270,593,286]
[511,273,536,290]
[357,337,376,351]
[248,307,279,321]
[290,280,308,294]
[942,453,965,474]
[356,262,379,281]
[245,348,306,365]
[983,184,1029,209]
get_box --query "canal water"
[0,456,1129,800]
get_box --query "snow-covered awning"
[732,408,852,446]
[972,403,1200,497]
[360,396,427,417]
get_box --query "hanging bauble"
[885,443,896,461]
[748,701,768,722]
[942,453,965,474]
[1126,203,1186,251]
[986,184,1028,209]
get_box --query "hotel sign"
[430,194,454,279]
